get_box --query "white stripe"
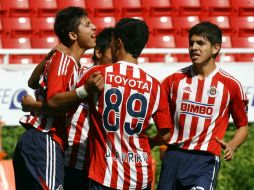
[58,52,64,76]
[64,58,71,75]
[52,140,56,190]
[182,77,198,142]
[49,137,53,189]
[61,55,68,75]
[46,135,49,187]
[219,69,245,100]
[189,77,212,149]
[103,139,113,186]
[201,82,224,150]
[169,78,186,144]
[209,156,220,190]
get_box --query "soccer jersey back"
[162,65,248,156]
[77,61,170,189]
[20,51,79,150]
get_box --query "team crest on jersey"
[207,86,218,97]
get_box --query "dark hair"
[92,27,115,62]
[189,21,222,46]
[114,18,149,58]
[54,6,88,47]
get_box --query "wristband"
[76,86,88,99]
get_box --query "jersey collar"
[117,61,140,68]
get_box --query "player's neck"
[193,61,217,80]
[117,53,138,64]
[69,46,85,64]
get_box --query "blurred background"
[0,0,253,189]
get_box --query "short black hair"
[115,18,149,58]
[92,27,115,62]
[54,6,88,47]
[189,21,222,46]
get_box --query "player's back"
[85,61,164,189]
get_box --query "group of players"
[12,6,248,190]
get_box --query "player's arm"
[216,81,249,161]
[22,71,104,115]
[28,44,69,89]
[149,84,172,148]
[216,126,248,161]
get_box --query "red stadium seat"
[231,0,254,16]
[231,36,254,48]
[175,35,189,48]
[200,0,233,16]
[221,35,232,48]
[146,16,174,34]
[235,54,254,62]
[2,17,32,37]
[200,16,232,34]
[31,17,55,37]
[147,34,175,48]
[1,0,31,17]
[114,0,144,18]
[85,0,116,17]
[31,36,59,48]
[218,54,236,63]
[30,0,58,17]
[172,16,200,36]
[8,55,34,64]
[91,17,116,33]
[57,0,86,9]
[2,37,32,48]
[141,0,174,16]
[171,0,202,15]
[231,16,254,37]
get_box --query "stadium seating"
[91,16,116,33]
[1,0,31,17]
[57,0,86,9]
[114,0,144,18]
[31,17,55,37]
[2,37,31,48]
[171,0,202,15]
[200,0,233,16]
[2,17,32,37]
[146,16,174,34]
[231,16,254,37]
[232,36,254,48]
[29,0,58,17]
[31,36,58,48]
[141,0,175,16]
[200,16,232,34]
[231,0,254,16]
[172,16,200,36]
[147,34,176,48]
[221,35,232,48]
[85,0,116,17]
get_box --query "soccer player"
[76,18,172,190]
[64,27,117,190]
[158,22,249,190]
[13,7,99,190]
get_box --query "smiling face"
[76,16,97,50]
[189,35,220,68]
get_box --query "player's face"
[76,16,96,50]
[189,35,219,67]
[99,36,117,65]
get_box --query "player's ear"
[69,32,78,41]
[95,48,102,60]
[212,43,221,56]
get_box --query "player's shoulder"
[217,68,243,87]
[163,65,191,83]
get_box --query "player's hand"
[21,94,36,112]
[215,137,234,161]
[84,71,104,94]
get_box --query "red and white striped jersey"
[19,51,79,150]
[65,65,91,170]
[77,61,171,189]
[162,65,248,156]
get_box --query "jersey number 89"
[103,88,148,136]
